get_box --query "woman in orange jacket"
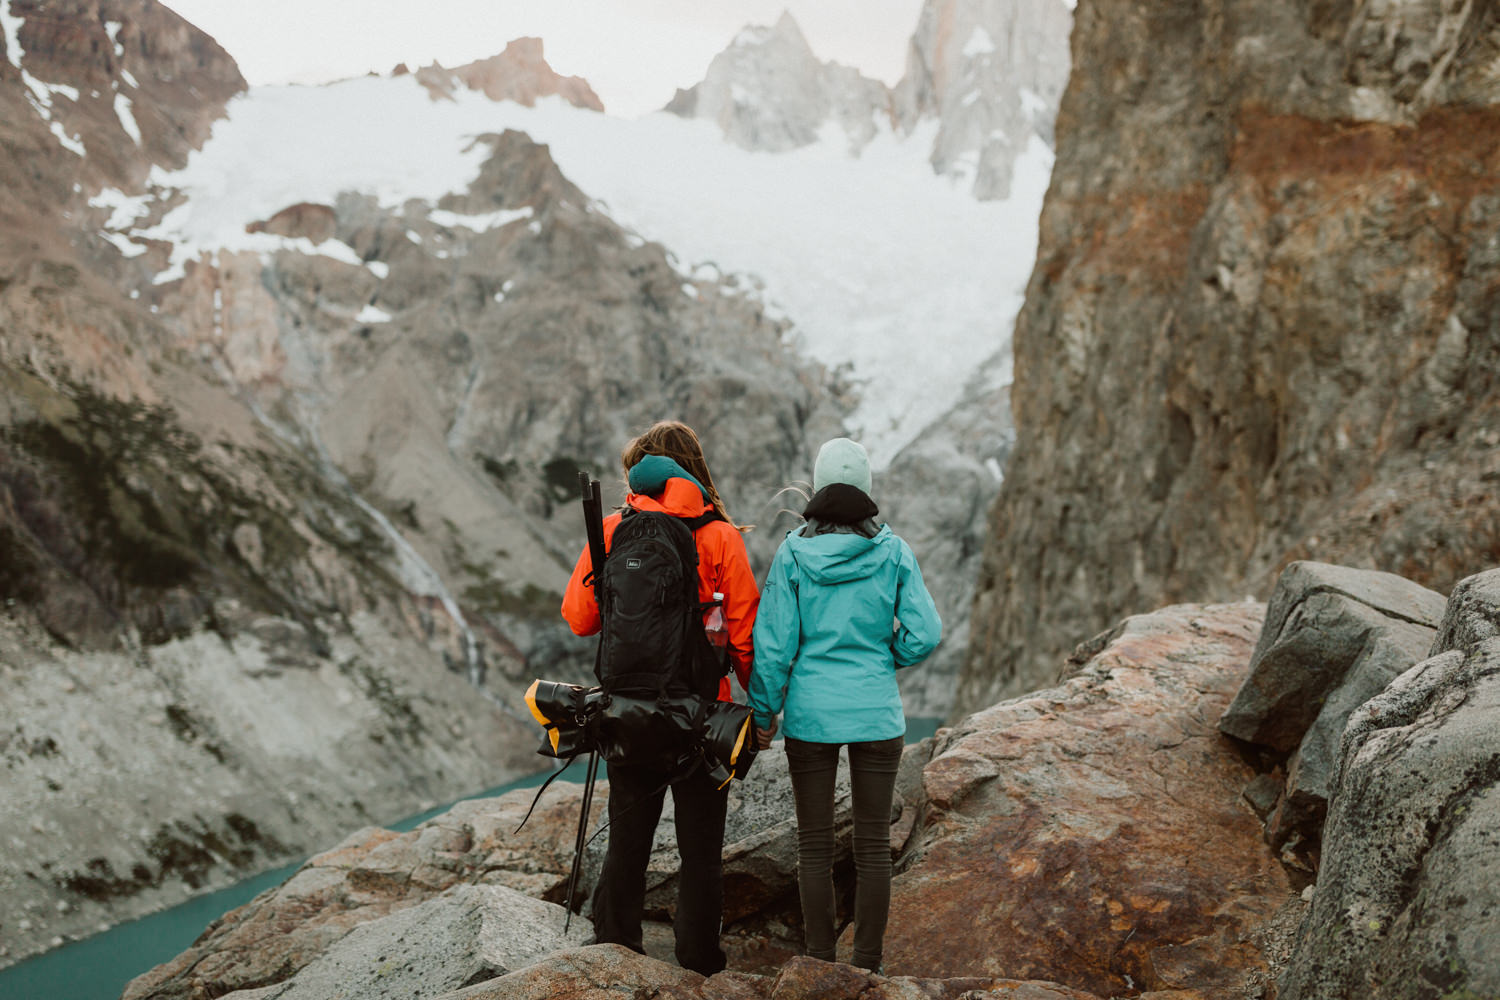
[560,419,758,975]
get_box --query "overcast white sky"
[163,0,926,118]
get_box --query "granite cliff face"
[960,0,1500,713]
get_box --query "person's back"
[560,421,759,976]
[749,438,941,973]
[757,520,934,743]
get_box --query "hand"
[755,718,778,749]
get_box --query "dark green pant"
[784,735,904,971]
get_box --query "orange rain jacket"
[561,476,759,700]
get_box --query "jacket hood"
[785,523,896,584]
[626,476,711,518]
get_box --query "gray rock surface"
[1280,635,1500,1000]
[1219,561,1445,752]
[1267,631,1427,847]
[429,944,707,1000]
[1217,561,1444,847]
[1429,566,1500,655]
[233,884,592,1000]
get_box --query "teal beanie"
[812,437,871,495]
[627,454,707,499]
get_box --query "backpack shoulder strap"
[683,508,724,532]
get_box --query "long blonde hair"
[620,420,749,532]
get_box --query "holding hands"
[755,716,778,750]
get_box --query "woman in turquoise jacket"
[748,437,941,974]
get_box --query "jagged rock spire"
[663,9,892,154]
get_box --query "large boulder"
[121,787,601,1000]
[884,602,1296,998]
[438,951,1106,1000]
[429,944,705,1000]
[1219,561,1446,751]
[1217,561,1446,846]
[1428,567,1500,654]
[1279,571,1500,999]
[219,884,592,1000]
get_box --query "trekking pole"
[578,472,606,596]
[562,748,601,934]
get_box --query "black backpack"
[590,507,724,768]
[515,482,756,926]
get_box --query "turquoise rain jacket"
[748,524,942,743]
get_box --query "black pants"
[590,760,729,975]
[784,735,904,971]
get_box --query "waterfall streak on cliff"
[247,396,488,690]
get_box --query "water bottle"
[705,592,727,648]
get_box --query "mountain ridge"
[664,0,1073,200]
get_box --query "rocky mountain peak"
[663,10,890,153]
[0,0,243,213]
[413,36,604,111]
[664,0,1071,200]
[893,0,1073,199]
[733,9,813,53]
